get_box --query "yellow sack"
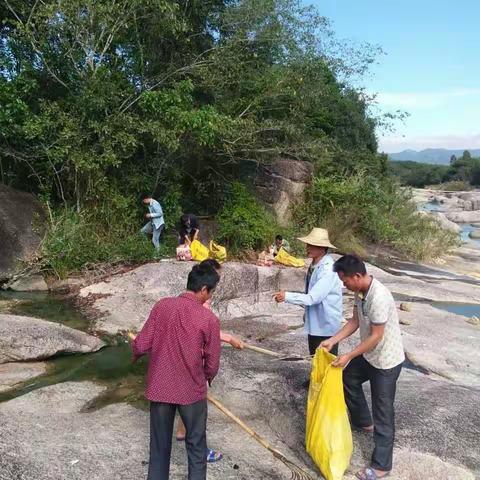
[274,247,305,268]
[190,240,210,261]
[209,241,227,263]
[306,348,353,480]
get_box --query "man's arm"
[321,307,360,352]
[204,316,221,381]
[332,296,389,367]
[221,331,244,349]
[279,266,336,306]
[332,323,385,367]
[148,201,164,218]
[132,307,157,361]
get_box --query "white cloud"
[379,133,480,153]
[376,88,480,109]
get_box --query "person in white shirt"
[321,255,404,480]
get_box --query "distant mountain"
[388,148,480,165]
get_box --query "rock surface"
[0,334,478,480]
[79,261,305,333]
[9,274,49,292]
[446,209,480,223]
[2,248,480,479]
[441,244,480,279]
[0,314,105,363]
[398,303,480,387]
[0,381,307,480]
[0,362,47,393]
[0,184,46,282]
[255,158,313,226]
[428,211,462,233]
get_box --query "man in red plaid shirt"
[132,264,221,480]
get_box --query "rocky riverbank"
[1,255,479,480]
[413,187,480,237]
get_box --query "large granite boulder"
[427,211,462,233]
[446,210,480,223]
[458,192,480,210]
[8,274,49,292]
[0,314,105,363]
[79,261,306,333]
[255,159,313,226]
[0,184,45,281]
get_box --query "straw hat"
[297,228,336,249]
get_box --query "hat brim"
[297,235,336,249]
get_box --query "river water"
[0,291,148,408]
[419,201,480,246]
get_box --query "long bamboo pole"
[207,394,317,480]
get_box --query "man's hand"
[273,291,286,303]
[229,336,244,349]
[319,338,335,352]
[145,213,151,219]
[332,354,351,368]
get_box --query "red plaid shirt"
[132,292,221,405]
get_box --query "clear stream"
[0,291,148,409]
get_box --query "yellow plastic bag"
[306,348,353,480]
[273,247,305,268]
[209,241,227,263]
[190,240,210,261]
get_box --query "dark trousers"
[148,399,207,480]
[343,355,402,472]
[308,334,338,356]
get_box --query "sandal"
[206,448,223,463]
[356,467,390,480]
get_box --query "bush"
[429,180,473,191]
[293,173,459,260]
[39,188,181,277]
[217,182,277,253]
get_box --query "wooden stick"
[243,343,283,358]
[207,394,317,480]
[208,394,284,454]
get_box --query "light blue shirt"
[148,199,165,229]
[285,255,343,336]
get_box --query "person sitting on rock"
[272,234,291,256]
[140,192,165,250]
[131,264,221,480]
[175,258,244,463]
[178,213,200,245]
[273,228,343,385]
[321,255,405,480]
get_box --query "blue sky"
[307,0,480,152]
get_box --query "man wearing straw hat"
[273,228,343,376]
